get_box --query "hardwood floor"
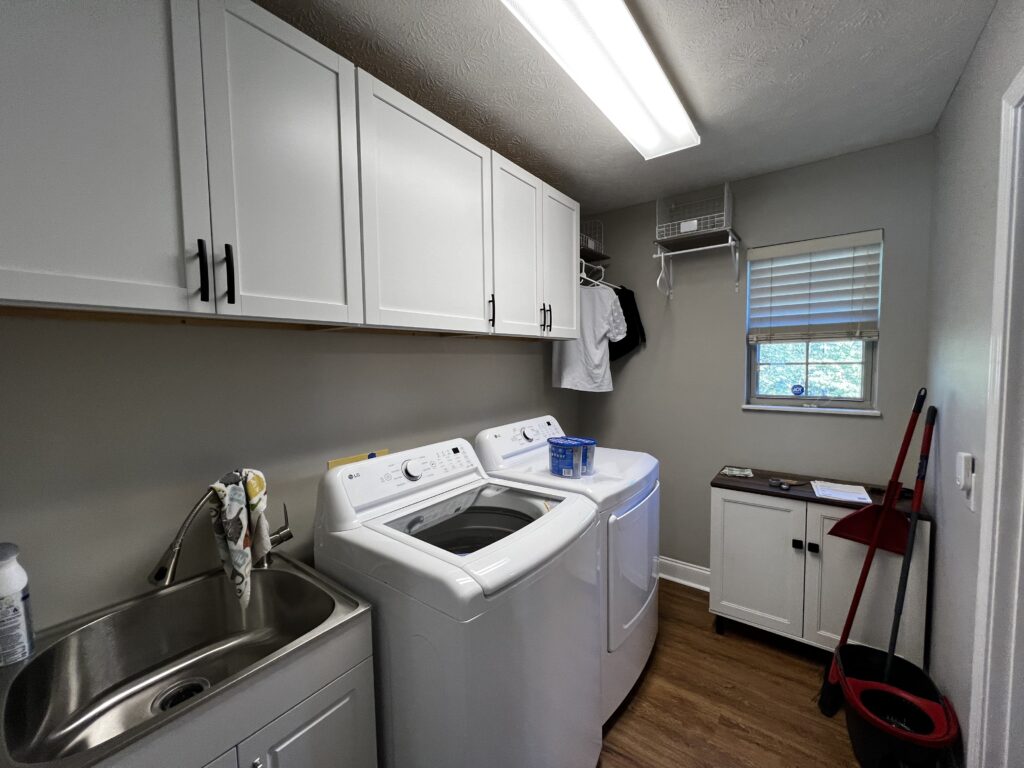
[600,580,858,767]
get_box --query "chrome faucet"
[148,490,294,587]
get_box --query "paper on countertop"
[720,466,754,478]
[811,480,872,504]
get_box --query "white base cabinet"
[710,488,930,665]
[238,659,376,768]
[198,661,376,768]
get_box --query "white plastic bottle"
[0,543,33,665]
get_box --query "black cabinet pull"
[488,293,495,327]
[807,542,820,554]
[225,244,236,305]
[197,239,210,303]
[546,304,552,332]
[540,304,547,330]
[792,539,804,550]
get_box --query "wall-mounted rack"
[580,220,610,263]
[651,183,741,298]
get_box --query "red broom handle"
[835,387,926,651]
[888,387,927,489]
[835,503,892,650]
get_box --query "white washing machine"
[475,416,660,722]
[314,438,602,768]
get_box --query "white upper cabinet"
[491,156,581,339]
[541,185,581,339]
[0,0,213,313]
[1,1,576,336]
[199,0,362,323]
[492,155,545,336]
[358,72,494,333]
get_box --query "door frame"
[969,62,1024,768]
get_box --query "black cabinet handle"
[807,542,820,554]
[197,239,210,303]
[225,244,236,305]
[488,293,495,327]
[540,304,547,330]
[792,539,804,550]
[546,304,552,332]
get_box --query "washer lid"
[488,447,659,512]
[365,479,598,597]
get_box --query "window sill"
[742,404,882,417]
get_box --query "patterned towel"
[209,469,272,609]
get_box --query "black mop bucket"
[836,645,959,767]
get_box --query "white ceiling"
[256,0,995,213]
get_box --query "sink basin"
[0,556,365,766]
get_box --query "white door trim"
[968,62,1024,768]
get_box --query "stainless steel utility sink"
[0,556,367,767]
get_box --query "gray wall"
[586,136,935,568]
[0,316,576,628]
[924,0,1024,736]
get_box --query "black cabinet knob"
[792,539,804,550]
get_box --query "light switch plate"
[956,451,977,512]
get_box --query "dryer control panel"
[474,415,566,469]
[334,438,482,515]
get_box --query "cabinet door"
[237,659,376,768]
[0,0,213,313]
[359,71,493,332]
[710,489,806,637]
[204,749,238,768]
[541,184,581,339]
[200,0,362,323]
[804,502,930,665]
[492,154,545,337]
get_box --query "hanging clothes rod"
[652,231,741,298]
[649,241,735,258]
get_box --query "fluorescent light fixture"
[499,0,699,160]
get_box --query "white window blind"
[746,230,883,343]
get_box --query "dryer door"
[607,482,660,652]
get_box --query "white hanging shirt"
[553,285,627,392]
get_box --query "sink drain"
[155,678,210,712]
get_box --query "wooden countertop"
[711,466,930,521]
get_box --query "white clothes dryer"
[314,438,602,768]
[475,416,660,721]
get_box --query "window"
[745,230,882,410]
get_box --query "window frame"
[746,338,877,410]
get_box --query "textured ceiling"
[254,0,995,214]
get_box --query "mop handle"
[835,388,926,649]
[883,406,937,681]
[889,387,928,488]
[912,406,937,509]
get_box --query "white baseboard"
[658,556,710,592]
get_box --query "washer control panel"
[341,439,480,511]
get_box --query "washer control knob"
[402,459,425,481]
[521,426,540,442]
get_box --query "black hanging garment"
[608,286,646,361]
